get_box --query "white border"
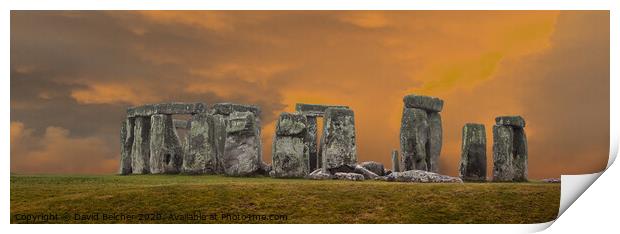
[2,0,617,233]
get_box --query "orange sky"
[10,11,609,178]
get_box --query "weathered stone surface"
[321,108,357,172]
[211,114,227,174]
[360,161,385,176]
[305,169,333,180]
[295,103,349,117]
[459,123,487,182]
[305,116,319,172]
[257,161,272,176]
[182,113,218,174]
[428,112,442,173]
[211,103,261,117]
[403,94,444,112]
[173,119,190,129]
[334,172,365,181]
[492,123,528,182]
[275,112,307,136]
[271,136,309,178]
[149,114,183,174]
[391,150,400,172]
[119,118,134,175]
[131,116,151,174]
[383,170,463,183]
[127,102,207,117]
[222,112,261,176]
[495,116,526,128]
[400,108,429,171]
[512,127,528,181]
[354,165,379,179]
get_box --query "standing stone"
[304,116,319,172]
[493,125,515,181]
[119,118,134,175]
[272,112,310,178]
[427,112,442,173]
[149,114,183,174]
[321,108,357,172]
[211,114,227,174]
[391,150,400,172]
[183,113,218,174]
[512,127,528,181]
[400,108,429,171]
[459,123,487,182]
[222,111,261,176]
[493,116,528,182]
[131,116,151,174]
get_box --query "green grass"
[10,175,559,224]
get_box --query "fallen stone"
[127,102,207,117]
[459,123,487,182]
[149,114,183,174]
[384,170,393,176]
[305,169,333,180]
[271,136,309,178]
[400,107,429,171]
[295,103,349,117]
[275,112,307,137]
[360,161,385,176]
[182,113,218,174]
[542,178,560,183]
[495,116,526,128]
[403,94,444,112]
[334,172,365,181]
[131,116,151,174]
[222,112,261,176]
[384,170,463,183]
[428,112,442,173]
[321,108,357,172]
[119,118,134,175]
[354,165,379,179]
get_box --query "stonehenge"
[400,94,443,173]
[118,96,530,183]
[493,116,528,182]
[119,102,264,176]
[459,123,487,181]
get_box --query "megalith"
[459,123,487,181]
[182,113,218,174]
[391,149,400,173]
[119,118,134,175]
[222,111,261,176]
[400,94,443,173]
[131,116,151,174]
[149,114,183,174]
[400,107,430,171]
[493,116,528,182]
[321,108,357,173]
[271,112,310,178]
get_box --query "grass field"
[10,175,560,224]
